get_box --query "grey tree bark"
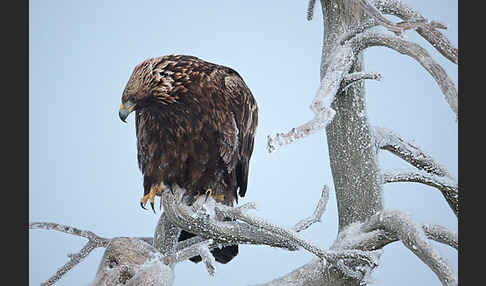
[29,1,457,285]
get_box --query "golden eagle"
[119,55,258,264]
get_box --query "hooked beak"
[119,100,136,123]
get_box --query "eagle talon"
[204,188,212,202]
[140,182,167,212]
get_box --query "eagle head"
[119,57,179,122]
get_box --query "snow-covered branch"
[162,185,376,268]
[373,126,454,178]
[29,222,110,286]
[356,0,407,34]
[341,71,382,90]
[256,211,457,286]
[343,1,458,64]
[372,0,458,64]
[350,31,457,117]
[383,169,458,216]
[423,224,458,250]
[161,186,300,251]
[162,185,378,279]
[307,0,317,21]
[266,46,355,153]
[356,0,448,37]
[29,222,110,246]
[372,126,458,216]
[153,212,181,256]
[90,237,173,286]
[292,185,329,232]
[362,211,457,286]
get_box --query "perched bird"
[119,55,258,264]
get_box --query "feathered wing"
[221,71,258,198]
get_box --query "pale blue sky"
[29,1,457,285]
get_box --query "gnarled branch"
[383,169,458,216]
[373,126,454,178]
[372,0,458,64]
[350,31,457,117]
[29,222,110,286]
[362,211,457,286]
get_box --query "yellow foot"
[141,182,167,213]
[191,188,226,204]
[204,188,225,202]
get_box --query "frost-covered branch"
[29,222,110,246]
[355,0,448,37]
[90,237,173,286]
[292,185,329,232]
[258,214,457,286]
[341,71,382,90]
[163,185,329,265]
[423,224,458,250]
[267,46,355,153]
[351,31,457,117]
[307,0,317,21]
[356,0,406,34]
[163,185,377,274]
[372,0,458,64]
[198,243,217,276]
[161,185,300,250]
[29,222,110,286]
[373,126,458,216]
[373,126,454,178]
[216,203,332,261]
[153,212,181,256]
[362,211,457,286]
[383,169,458,216]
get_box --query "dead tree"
[29,0,457,285]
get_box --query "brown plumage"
[119,55,258,264]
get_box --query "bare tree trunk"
[321,0,383,231]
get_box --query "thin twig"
[42,242,97,286]
[423,224,458,250]
[307,0,316,21]
[292,185,330,232]
[341,71,382,90]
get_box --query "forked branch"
[373,126,458,216]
